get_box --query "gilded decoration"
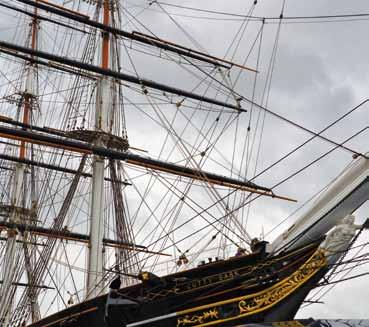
[239,250,326,314]
[173,249,325,327]
[177,309,219,327]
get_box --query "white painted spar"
[270,154,369,254]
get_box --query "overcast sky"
[1,0,369,321]
[124,0,369,318]
[121,0,369,318]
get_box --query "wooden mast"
[0,1,40,324]
[21,5,41,322]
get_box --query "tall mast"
[22,7,40,321]
[0,1,40,323]
[87,0,112,298]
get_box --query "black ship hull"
[28,242,327,327]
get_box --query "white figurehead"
[320,214,362,263]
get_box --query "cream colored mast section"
[0,166,24,324]
[270,154,369,254]
[86,0,112,299]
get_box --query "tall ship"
[0,0,368,326]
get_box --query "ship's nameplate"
[176,270,240,293]
[176,250,326,326]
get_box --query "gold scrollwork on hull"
[239,250,326,314]
[177,308,219,327]
[174,249,326,327]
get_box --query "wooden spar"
[0,114,145,155]
[0,125,296,202]
[0,2,89,34]
[0,47,96,80]
[0,115,70,137]
[125,159,296,202]
[36,0,89,18]
[0,39,244,111]
[0,236,45,246]
[13,0,256,71]
[103,243,171,256]
[0,153,131,185]
[0,131,91,154]
[0,281,54,290]
[0,221,171,257]
[132,31,258,73]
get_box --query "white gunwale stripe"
[127,312,177,326]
